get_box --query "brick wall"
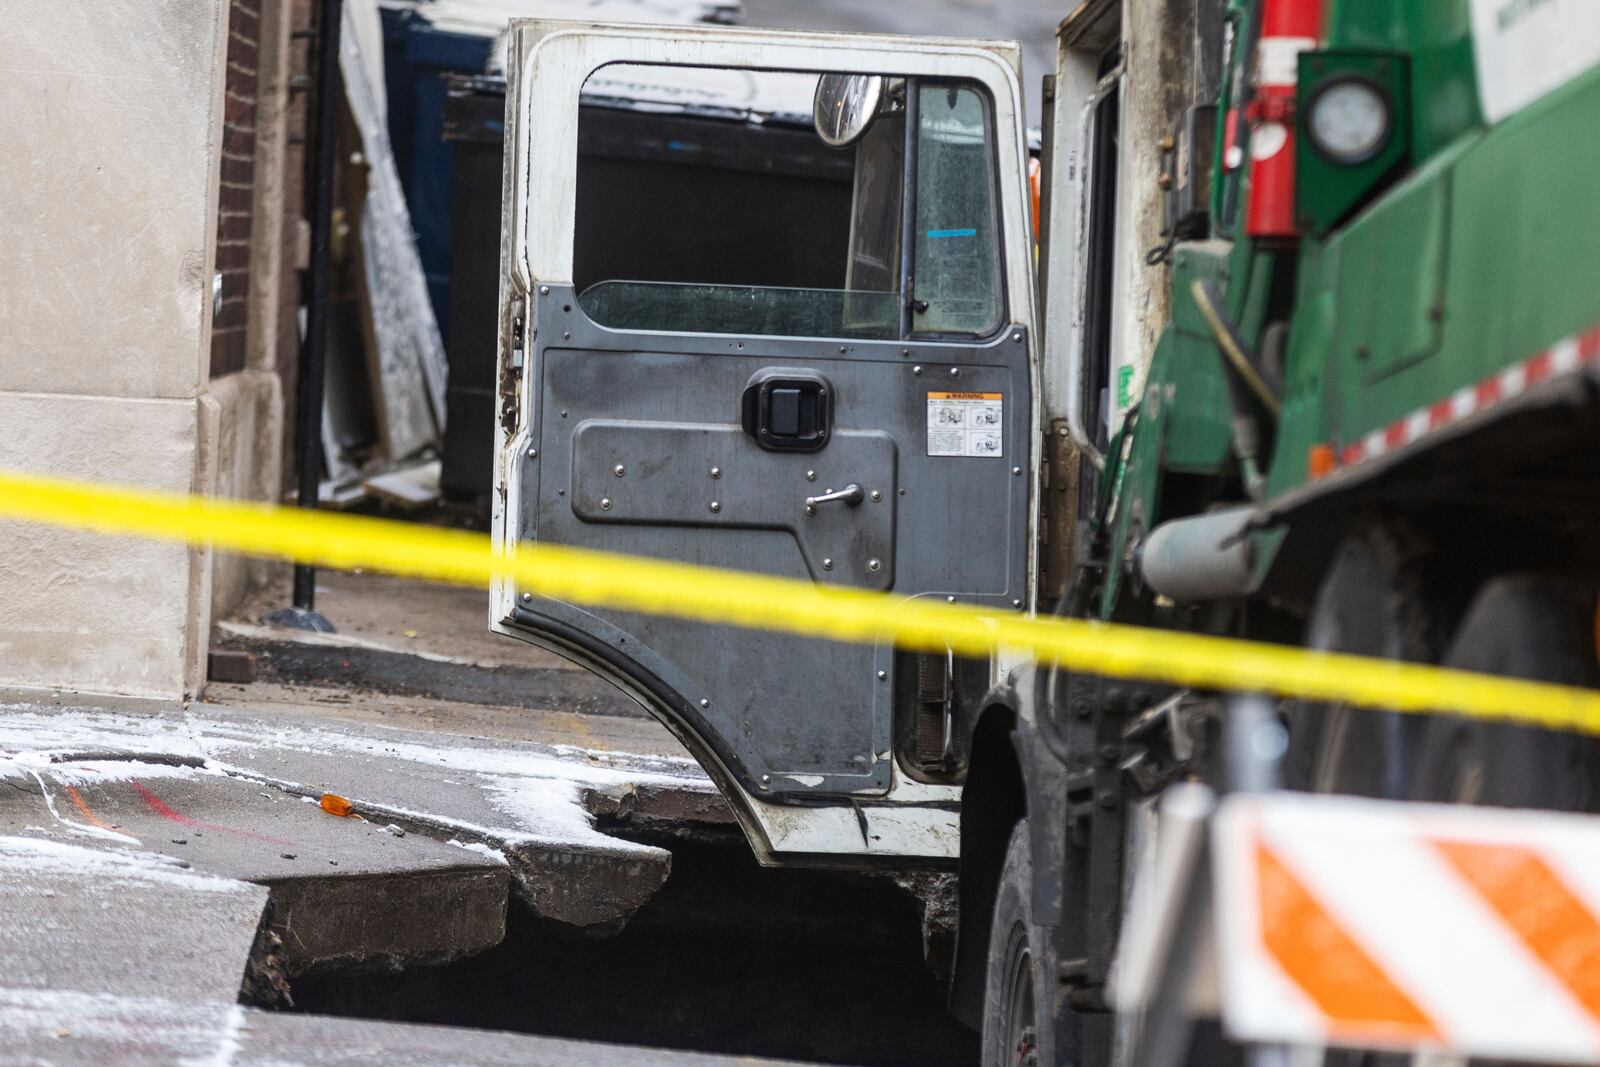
[210,0,262,378]
[279,0,313,379]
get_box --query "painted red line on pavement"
[128,780,295,847]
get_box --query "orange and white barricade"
[1117,787,1600,1065]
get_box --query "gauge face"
[1307,78,1391,164]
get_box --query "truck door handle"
[741,374,832,452]
[806,483,864,508]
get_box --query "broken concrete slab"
[0,695,207,762]
[0,990,826,1066]
[0,696,722,930]
[12,765,509,976]
[267,864,507,976]
[0,835,269,1003]
[204,690,737,830]
[503,838,669,930]
[582,779,739,831]
[202,680,701,762]
[189,703,695,928]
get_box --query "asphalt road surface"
[741,0,1062,126]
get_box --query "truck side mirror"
[814,73,885,147]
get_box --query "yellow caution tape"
[2,468,1599,735]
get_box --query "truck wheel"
[1413,575,1600,809]
[1284,523,1449,798]
[982,819,1074,1067]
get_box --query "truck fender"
[949,671,1071,1026]
[949,688,1023,1028]
[1014,704,1072,929]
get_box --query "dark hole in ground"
[288,832,978,1066]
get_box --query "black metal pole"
[286,0,343,625]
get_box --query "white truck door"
[492,20,1040,864]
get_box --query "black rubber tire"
[1284,523,1450,798]
[1413,574,1600,809]
[1289,567,1598,1067]
[1412,577,1600,1067]
[982,819,1073,1067]
[1281,525,1455,1067]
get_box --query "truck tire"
[1284,523,1450,798]
[1279,526,1456,1067]
[1291,570,1595,1067]
[1413,575,1600,809]
[982,819,1074,1067]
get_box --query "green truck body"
[1093,0,1600,622]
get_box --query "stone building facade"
[0,0,310,700]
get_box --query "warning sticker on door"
[927,392,1003,458]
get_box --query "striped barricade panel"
[1214,793,1600,1063]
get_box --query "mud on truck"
[485,3,1600,1065]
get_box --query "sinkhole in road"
[283,830,978,1067]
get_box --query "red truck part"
[1245,0,1324,238]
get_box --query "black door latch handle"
[741,373,833,452]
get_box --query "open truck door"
[491,21,1039,865]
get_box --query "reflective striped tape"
[1216,794,1600,1061]
[1,468,1600,734]
[1334,323,1600,471]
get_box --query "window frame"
[512,26,1033,310]
[904,77,1011,344]
[554,59,1013,346]
[1078,50,1122,451]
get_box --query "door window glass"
[572,64,905,340]
[911,84,1003,336]
[579,281,899,339]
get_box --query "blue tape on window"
[926,228,978,239]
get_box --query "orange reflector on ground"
[319,793,355,818]
[1214,794,1600,1062]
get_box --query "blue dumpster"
[378,6,495,341]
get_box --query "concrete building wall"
[1,1,229,402]
[207,370,286,617]
[0,394,217,700]
[0,1,256,701]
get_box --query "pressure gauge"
[1305,75,1393,165]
